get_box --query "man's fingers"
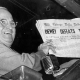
[41,44,56,54]
[49,46,56,53]
[39,40,57,55]
[43,40,54,46]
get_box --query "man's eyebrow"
[0,19,7,20]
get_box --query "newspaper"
[36,18,80,58]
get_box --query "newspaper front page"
[36,18,80,58]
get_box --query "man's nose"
[6,25,13,33]
[6,24,13,29]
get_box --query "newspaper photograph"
[36,18,80,58]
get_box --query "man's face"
[0,9,16,47]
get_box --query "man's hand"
[38,40,56,55]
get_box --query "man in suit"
[0,7,46,76]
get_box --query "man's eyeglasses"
[0,19,18,28]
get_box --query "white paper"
[36,18,80,58]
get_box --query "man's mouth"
[3,32,12,39]
[3,32,13,42]
[4,32,11,35]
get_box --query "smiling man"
[0,7,15,47]
[0,7,47,76]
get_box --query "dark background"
[0,0,78,79]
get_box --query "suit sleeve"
[31,50,46,71]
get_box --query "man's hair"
[0,7,8,11]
